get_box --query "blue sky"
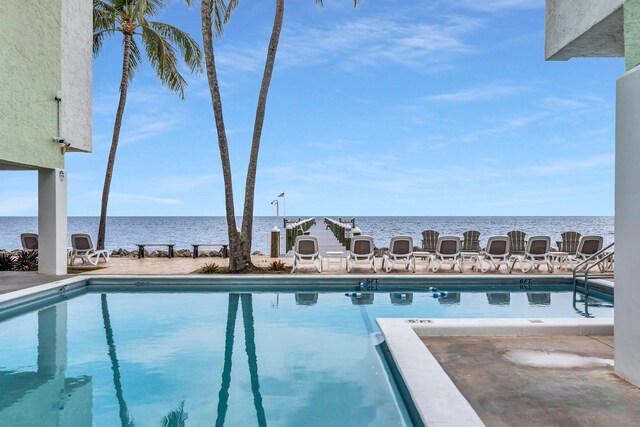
[1,0,624,216]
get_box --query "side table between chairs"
[324,251,345,271]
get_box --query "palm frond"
[224,0,240,24]
[111,0,129,11]
[132,0,165,19]
[93,0,118,56]
[94,29,116,57]
[127,38,143,80]
[141,25,188,98]
[209,0,229,37]
[149,21,204,74]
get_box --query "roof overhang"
[545,0,625,61]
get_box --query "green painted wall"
[0,0,64,170]
[625,0,640,70]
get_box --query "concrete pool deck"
[423,335,640,426]
[0,271,72,295]
[64,255,613,276]
[377,318,621,427]
[0,255,614,295]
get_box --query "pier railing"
[285,217,316,252]
[324,217,359,250]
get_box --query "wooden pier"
[285,217,357,256]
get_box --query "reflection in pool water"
[0,287,612,426]
[0,303,93,426]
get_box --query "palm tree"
[200,0,359,272]
[93,0,204,250]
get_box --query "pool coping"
[376,317,614,427]
[0,274,615,426]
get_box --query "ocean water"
[0,216,614,253]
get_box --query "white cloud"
[426,84,528,102]
[541,96,590,111]
[524,154,614,176]
[120,112,180,145]
[216,14,481,73]
[111,192,183,205]
[456,0,544,12]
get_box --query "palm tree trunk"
[239,0,285,266]
[200,0,242,270]
[97,34,132,250]
[215,293,240,426]
[101,293,136,427]
[241,294,266,426]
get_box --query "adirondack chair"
[462,230,481,252]
[507,230,527,256]
[556,231,581,254]
[421,230,439,252]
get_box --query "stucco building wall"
[61,0,93,153]
[0,0,64,170]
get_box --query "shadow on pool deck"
[422,336,640,427]
[0,272,71,295]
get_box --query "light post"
[271,199,279,227]
[270,200,280,258]
[278,192,285,226]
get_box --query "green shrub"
[0,253,16,271]
[267,260,287,271]
[201,263,220,274]
[15,250,38,271]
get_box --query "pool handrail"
[572,242,614,296]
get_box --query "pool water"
[0,286,612,426]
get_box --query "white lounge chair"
[383,236,415,273]
[511,236,552,273]
[291,235,322,273]
[432,236,461,272]
[347,235,376,273]
[567,235,604,272]
[70,233,109,266]
[477,236,511,273]
[20,233,39,251]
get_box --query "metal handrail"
[584,260,614,297]
[572,243,614,296]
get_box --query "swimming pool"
[0,282,612,426]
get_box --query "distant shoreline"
[0,216,615,253]
[0,215,615,218]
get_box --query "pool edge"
[0,273,615,426]
[377,317,615,426]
